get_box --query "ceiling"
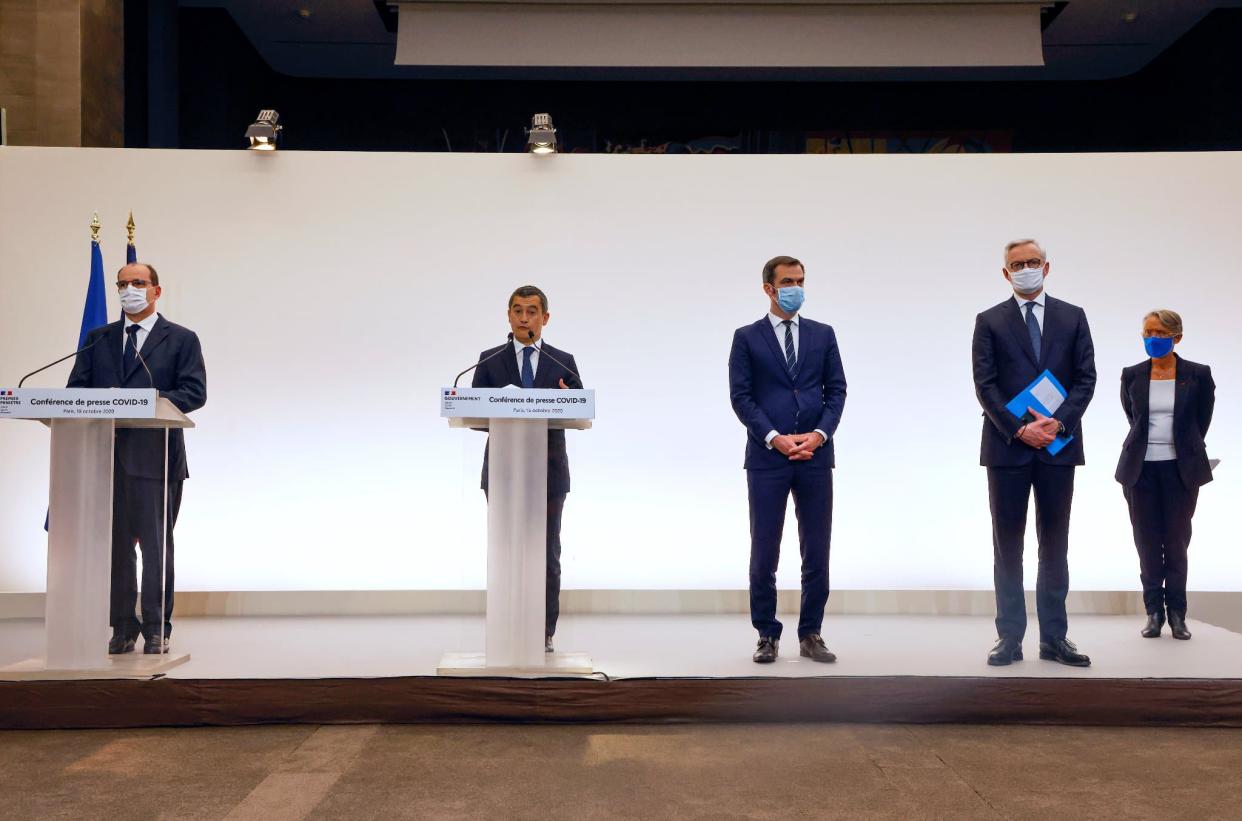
[181,0,1242,81]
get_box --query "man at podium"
[473,285,581,654]
[67,263,207,655]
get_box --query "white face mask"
[120,285,149,314]
[1008,265,1045,295]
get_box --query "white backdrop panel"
[1,147,1238,593]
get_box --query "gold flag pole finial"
[90,212,101,243]
[126,211,135,246]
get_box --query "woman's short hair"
[1145,309,1183,335]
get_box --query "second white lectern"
[438,387,594,676]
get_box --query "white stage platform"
[1,614,1238,680]
[2,614,1240,729]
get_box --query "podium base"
[0,652,190,681]
[436,651,594,678]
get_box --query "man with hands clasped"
[972,239,1096,669]
[729,256,847,665]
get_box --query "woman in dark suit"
[1116,309,1215,640]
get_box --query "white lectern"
[438,387,594,677]
[0,388,193,680]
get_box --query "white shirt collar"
[124,312,160,333]
[1012,291,1046,309]
[512,336,542,355]
[768,312,799,328]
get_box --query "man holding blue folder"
[972,239,1096,667]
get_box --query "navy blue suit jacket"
[1116,355,1215,489]
[67,314,207,481]
[472,340,581,495]
[729,316,847,471]
[972,295,1096,467]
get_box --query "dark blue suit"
[972,295,1095,643]
[67,314,207,639]
[729,316,847,640]
[472,340,581,636]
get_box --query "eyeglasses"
[1006,259,1045,273]
[116,280,152,290]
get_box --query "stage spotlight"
[245,110,282,151]
[526,113,558,155]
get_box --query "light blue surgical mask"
[1008,265,1044,295]
[775,285,804,313]
[1144,336,1175,358]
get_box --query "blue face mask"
[1144,336,1175,358]
[775,285,805,313]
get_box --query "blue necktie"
[781,320,797,374]
[123,325,140,374]
[1024,301,1041,361]
[521,346,535,388]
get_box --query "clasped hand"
[1016,408,1059,449]
[773,432,825,461]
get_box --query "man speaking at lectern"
[729,256,847,665]
[67,263,207,656]
[473,285,581,654]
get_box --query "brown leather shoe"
[752,637,779,663]
[798,634,837,663]
[107,630,136,655]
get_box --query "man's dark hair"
[509,285,548,313]
[762,256,804,286]
[118,262,159,286]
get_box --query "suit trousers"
[987,461,1075,643]
[485,490,566,637]
[1124,459,1198,614]
[110,457,182,638]
[747,462,833,641]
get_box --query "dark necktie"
[781,320,797,374]
[521,346,535,388]
[123,325,140,374]
[1024,302,1041,361]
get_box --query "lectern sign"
[441,387,595,420]
[0,388,159,419]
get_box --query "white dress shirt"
[122,312,159,356]
[1145,378,1177,461]
[1012,291,1045,333]
[763,312,827,449]
[512,337,541,383]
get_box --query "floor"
[2,614,1239,680]
[2,722,1240,820]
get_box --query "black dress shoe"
[1039,637,1091,667]
[545,635,554,653]
[143,635,169,655]
[798,634,837,663]
[107,631,136,655]
[1141,611,1165,638]
[987,636,1023,666]
[752,637,779,664]
[1168,611,1192,640]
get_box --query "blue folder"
[1005,369,1073,456]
